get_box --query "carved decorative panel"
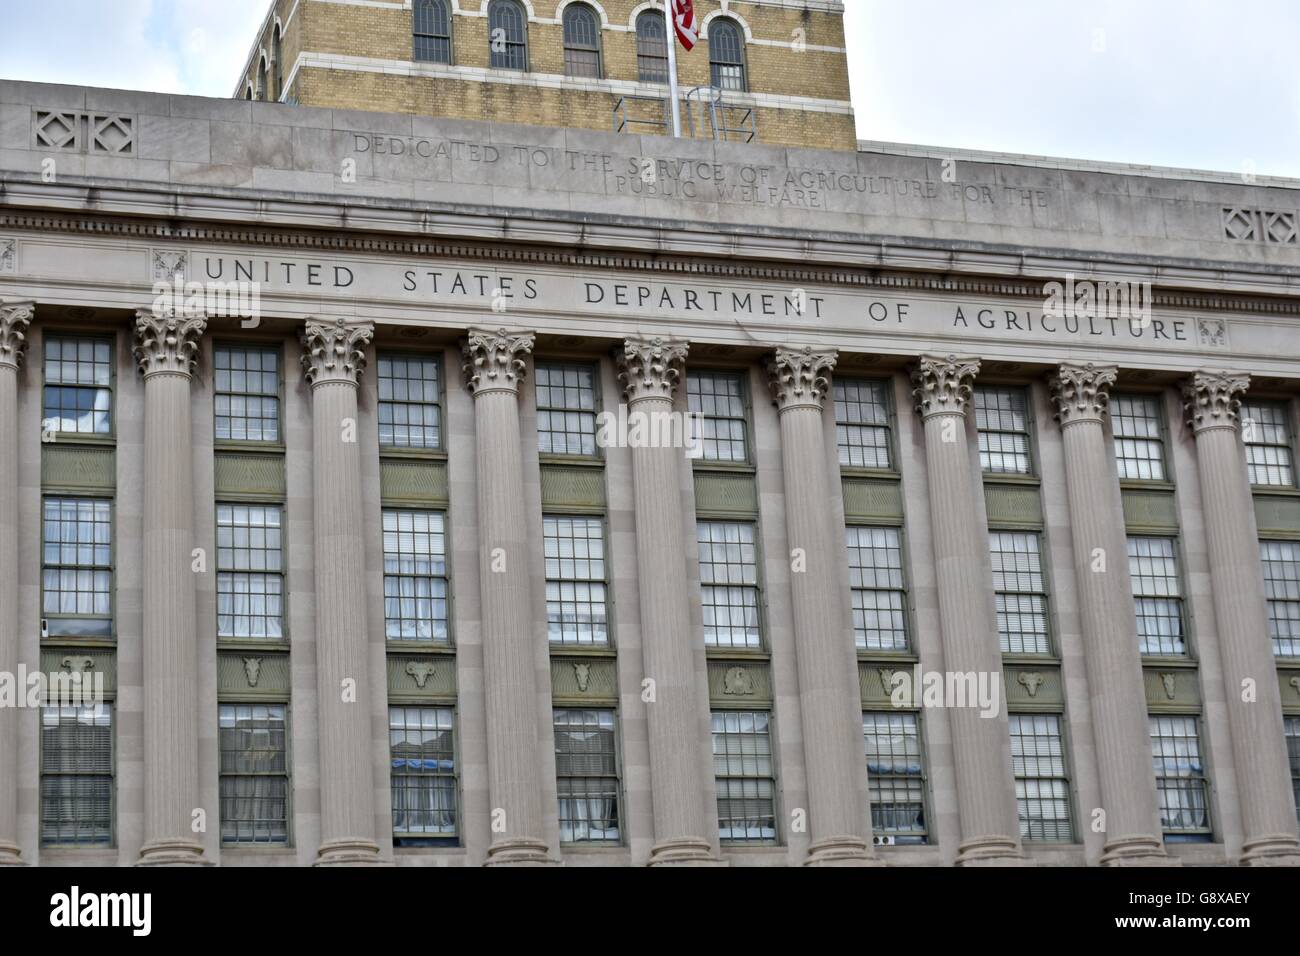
[539,464,606,511]
[693,471,758,516]
[387,653,457,701]
[0,238,14,274]
[1223,207,1298,245]
[1122,489,1179,533]
[379,458,449,506]
[41,445,115,492]
[40,648,117,695]
[707,660,772,705]
[550,656,618,703]
[217,652,290,697]
[984,484,1043,529]
[1253,495,1300,539]
[841,477,904,523]
[33,110,135,156]
[1143,666,1201,713]
[1004,665,1063,709]
[214,453,286,499]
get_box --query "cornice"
[3,209,1300,317]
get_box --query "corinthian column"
[1048,364,1168,865]
[1181,371,1300,865]
[461,328,552,866]
[766,347,875,866]
[909,355,1023,866]
[0,302,33,867]
[301,318,382,866]
[134,309,209,866]
[616,337,716,865]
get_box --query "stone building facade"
[0,75,1299,867]
[233,0,857,150]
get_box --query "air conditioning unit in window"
[873,835,896,847]
[40,619,48,639]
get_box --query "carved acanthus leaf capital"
[909,354,980,419]
[766,346,837,411]
[1181,370,1250,433]
[301,318,374,387]
[616,336,689,403]
[134,308,206,378]
[0,301,35,370]
[460,327,535,396]
[1048,363,1118,426]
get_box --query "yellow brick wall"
[238,0,856,150]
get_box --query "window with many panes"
[536,361,597,456]
[1241,400,1295,488]
[41,703,113,846]
[1009,714,1072,842]
[974,386,1032,474]
[389,706,457,843]
[862,711,927,844]
[990,531,1050,655]
[216,504,284,640]
[1111,393,1166,481]
[635,11,668,83]
[712,710,776,844]
[687,370,748,463]
[214,344,280,443]
[834,379,892,469]
[554,709,620,844]
[1128,537,1186,656]
[562,3,601,77]
[544,516,607,646]
[42,496,112,638]
[378,354,442,450]
[43,335,112,436]
[383,510,449,642]
[1286,717,1300,825]
[846,526,908,651]
[698,520,761,649]
[708,19,747,91]
[218,704,289,845]
[413,0,452,63]
[1150,715,1211,840]
[488,0,527,70]
[1260,540,1300,658]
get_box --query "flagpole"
[664,1,682,137]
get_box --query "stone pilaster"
[461,328,553,866]
[1048,364,1168,865]
[301,318,383,866]
[0,301,33,867]
[908,355,1024,866]
[134,308,209,866]
[1181,371,1300,865]
[616,337,717,865]
[765,346,875,866]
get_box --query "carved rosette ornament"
[909,354,980,419]
[1181,370,1250,433]
[1048,362,1118,426]
[766,346,837,411]
[133,308,206,379]
[301,318,374,387]
[0,301,35,371]
[616,336,689,403]
[460,327,535,396]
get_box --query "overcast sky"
[0,0,1294,177]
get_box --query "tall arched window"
[272,27,283,101]
[562,4,601,78]
[709,19,746,92]
[635,10,668,84]
[414,0,452,64]
[257,57,269,101]
[488,0,527,71]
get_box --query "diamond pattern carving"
[34,110,135,156]
[1223,207,1297,244]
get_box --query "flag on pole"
[671,0,699,51]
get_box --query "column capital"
[766,346,837,411]
[1048,362,1118,426]
[301,318,374,387]
[133,308,206,379]
[1181,370,1250,433]
[461,327,535,396]
[616,336,689,403]
[0,301,35,371]
[909,354,980,419]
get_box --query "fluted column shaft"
[0,302,33,866]
[1183,372,1300,865]
[618,338,715,865]
[462,328,551,866]
[1049,364,1167,865]
[910,356,1023,865]
[302,319,381,865]
[767,348,873,865]
[135,310,208,865]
